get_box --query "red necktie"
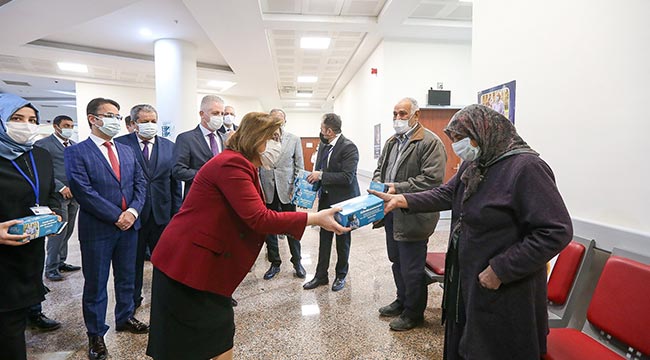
[103,142,127,210]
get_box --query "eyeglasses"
[92,113,123,121]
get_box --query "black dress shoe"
[331,277,346,292]
[293,264,306,278]
[303,277,328,290]
[88,335,108,360]
[263,265,281,280]
[59,263,81,272]
[28,312,61,332]
[379,299,404,317]
[115,317,149,334]
[45,270,64,281]
[231,298,238,307]
[389,314,423,331]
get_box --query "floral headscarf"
[444,104,538,202]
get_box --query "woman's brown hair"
[226,112,283,162]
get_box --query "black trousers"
[314,193,351,280]
[134,215,166,304]
[0,307,29,360]
[265,187,301,267]
[384,212,428,319]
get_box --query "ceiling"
[0,0,471,120]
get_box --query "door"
[300,137,320,171]
[418,108,462,183]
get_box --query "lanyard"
[10,151,40,206]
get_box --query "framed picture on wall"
[478,80,516,123]
[374,124,381,159]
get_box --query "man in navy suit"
[115,104,182,310]
[172,95,228,199]
[65,98,148,360]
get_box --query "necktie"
[142,140,150,161]
[316,144,332,171]
[103,142,127,210]
[63,141,69,147]
[208,133,219,156]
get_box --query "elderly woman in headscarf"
[0,93,60,360]
[370,104,572,360]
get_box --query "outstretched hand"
[308,207,351,235]
[367,189,408,214]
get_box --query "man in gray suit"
[172,95,228,199]
[35,115,81,281]
[259,109,306,279]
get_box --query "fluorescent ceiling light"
[48,90,76,96]
[57,62,88,73]
[296,102,310,107]
[207,80,236,91]
[297,76,317,83]
[300,37,331,50]
[61,104,77,108]
[139,28,153,37]
[296,91,313,98]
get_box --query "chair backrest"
[547,237,595,328]
[584,249,650,357]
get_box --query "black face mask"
[319,132,330,144]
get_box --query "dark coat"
[315,134,360,208]
[405,153,572,360]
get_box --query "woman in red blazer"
[147,112,347,360]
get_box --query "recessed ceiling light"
[296,91,313,98]
[297,76,317,83]
[296,102,310,107]
[207,80,236,92]
[300,37,331,50]
[57,62,88,73]
[139,28,153,37]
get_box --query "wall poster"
[374,124,381,159]
[478,80,516,123]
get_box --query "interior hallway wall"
[472,0,650,247]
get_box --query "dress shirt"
[199,124,222,153]
[138,135,155,160]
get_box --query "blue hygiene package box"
[291,170,319,209]
[331,194,384,230]
[8,214,64,241]
[369,181,386,192]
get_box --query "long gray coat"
[259,131,304,204]
[405,153,572,360]
[373,123,447,241]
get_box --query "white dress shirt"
[199,124,222,153]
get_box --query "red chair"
[544,249,650,360]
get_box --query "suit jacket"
[115,133,182,225]
[34,134,75,191]
[172,125,227,198]
[259,131,304,204]
[152,150,307,297]
[315,134,360,207]
[64,138,147,241]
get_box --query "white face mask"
[223,114,235,126]
[207,115,223,131]
[259,139,282,170]
[137,122,158,139]
[451,137,481,162]
[6,122,39,145]
[393,119,411,135]
[59,128,74,139]
[97,117,122,138]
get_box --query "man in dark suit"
[115,104,182,310]
[304,113,359,292]
[172,95,228,199]
[35,115,81,281]
[65,98,148,360]
[218,105,238,135]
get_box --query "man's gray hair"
[401,97,420,115]
[130,104,158,122]
[200,95,225,112]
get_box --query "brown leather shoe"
[88,335,108,360]
[115,317,149,334]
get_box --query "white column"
[154,39,197,140]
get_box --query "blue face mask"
[452,137,480,161]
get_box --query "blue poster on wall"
[478,80,516,123]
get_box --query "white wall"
[335,39,473,175]
[473,0,650,242]
[283,111,323,138]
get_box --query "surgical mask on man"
[97,117,122,138]
[223,114,235,126]
[6,122,39,145]
[259,139,282,170]
[452,137,481,162]
[207,115,223,131]
[393,119,411,135]
[137,122,158,139]
[59,128,74,139]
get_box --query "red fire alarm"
[371,68,378,75]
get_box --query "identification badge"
[30,206,53,215]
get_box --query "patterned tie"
[63,141,69,147]
[103,142,127,210]
[316,144,332,171]
[142,140,150,161]
[208,133,219,156]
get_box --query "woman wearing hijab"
[370,104,572,359]
[0,93,61,360]
[147,112,349,360]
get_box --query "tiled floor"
[26,194,451,360]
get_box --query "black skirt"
[146,268,235,360]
